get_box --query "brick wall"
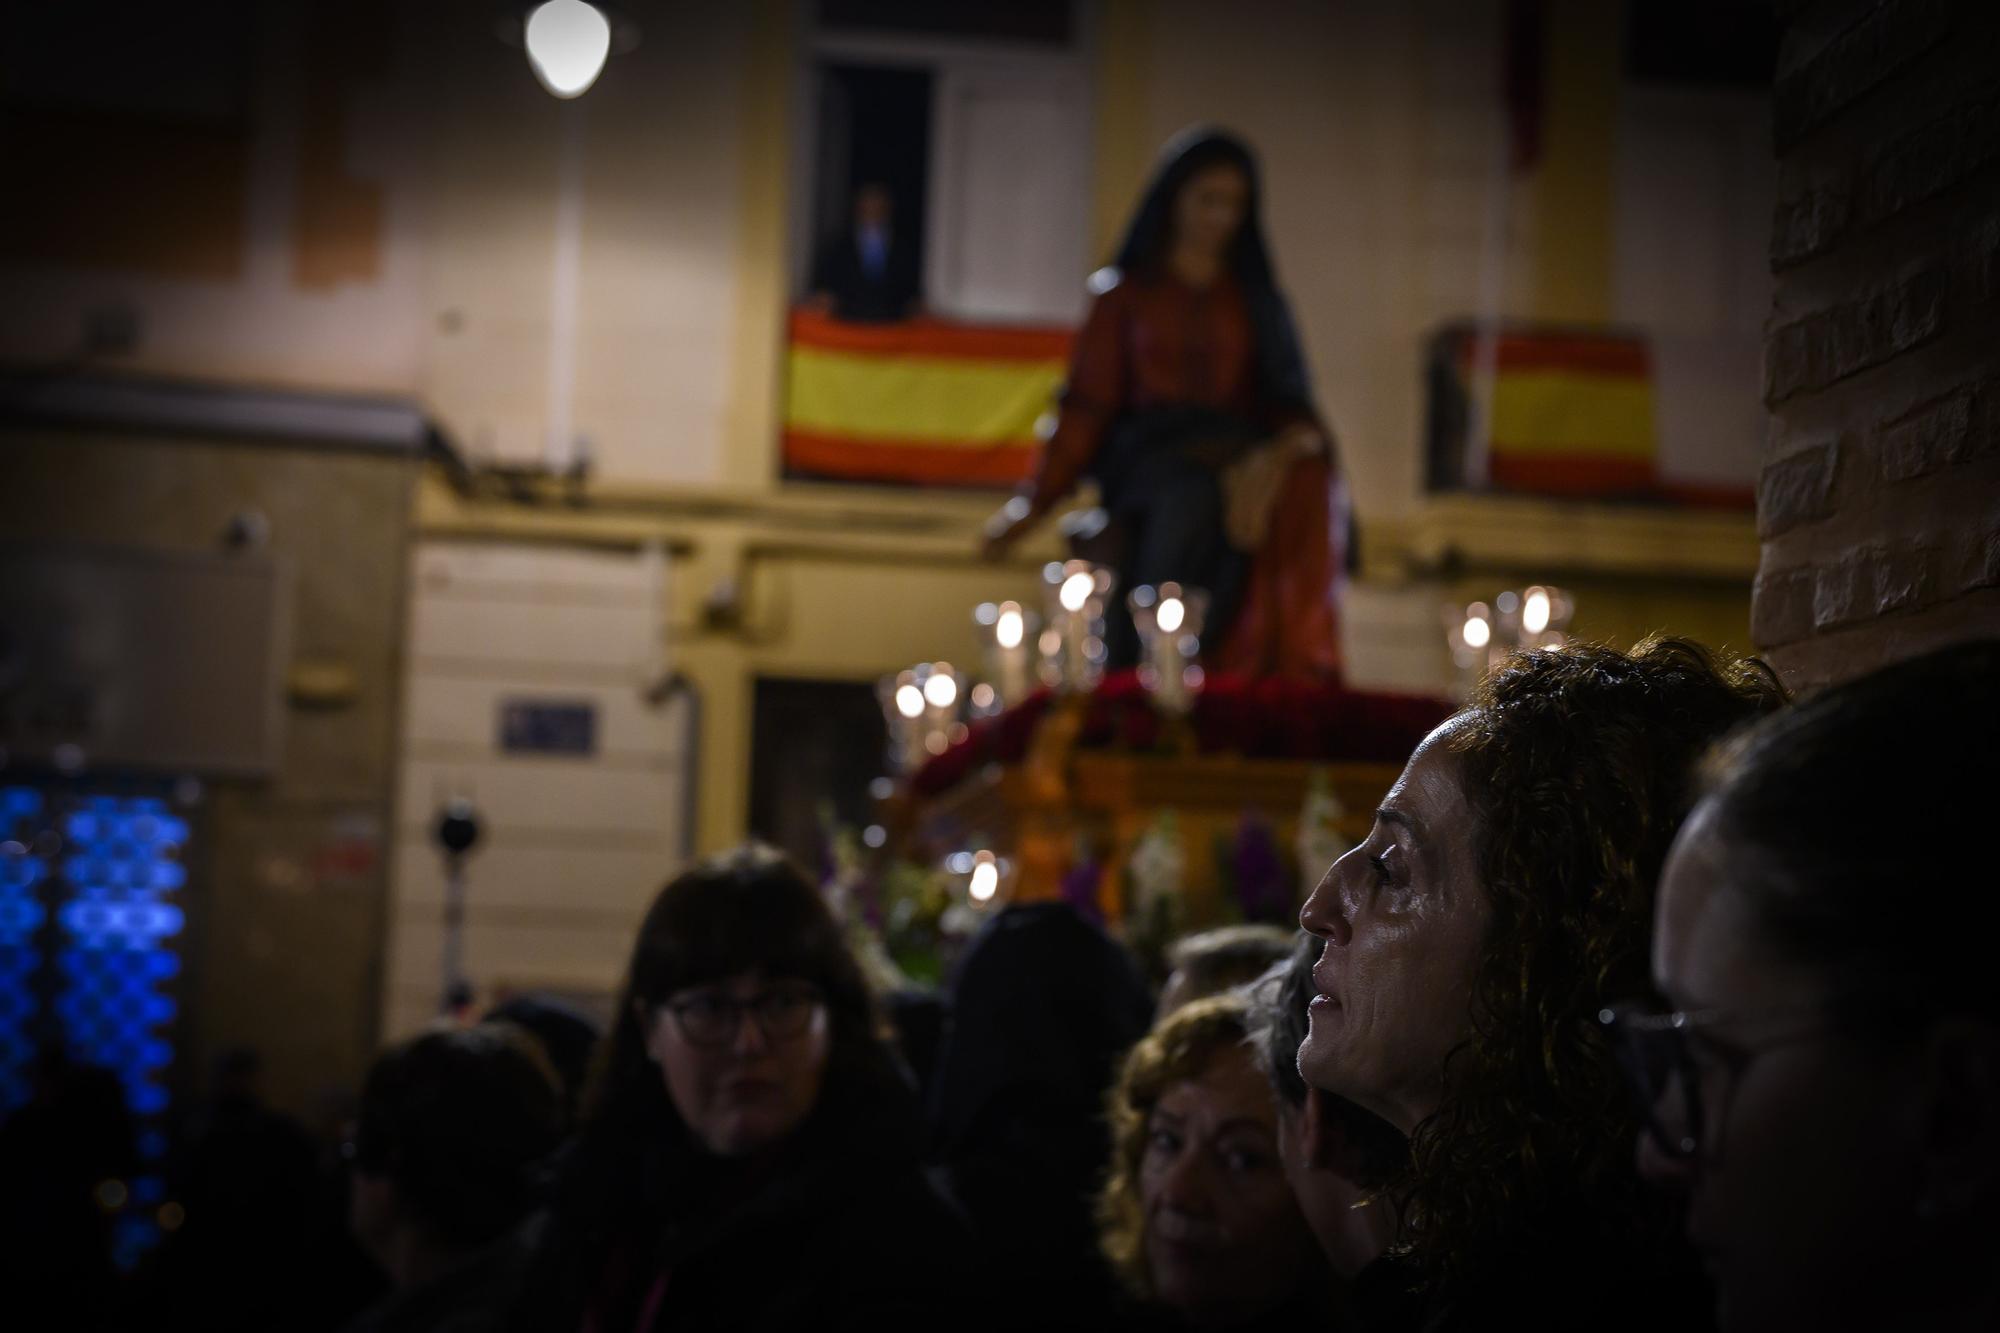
[1754,0,2000,689]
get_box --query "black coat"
[518,1066,975,1332]
[1347,1229,1714,1333]
[605,1148,971,1331]
[808,231,920,323]
[926,903,1156,1321]
[341,1233,529,1333]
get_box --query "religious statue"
[983,128,1348,681]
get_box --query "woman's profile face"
[1139,1044,1320,1328]
[1643,804,1920,1333]
[643,970,831,1158]
[1297,721,1489,1132]
[1172,162,1250,259]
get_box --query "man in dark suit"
[807,182,921,323]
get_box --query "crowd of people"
[12,634,1991,1332]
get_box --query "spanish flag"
[782,310,1073,487]
[1428,325,1658,497]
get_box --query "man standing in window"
[808,182,921,323]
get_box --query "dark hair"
[582,843,888,1149]
[520,846,911,1328]
[1167,924,1296,1005]
[1113,129,1273,288]
[1248,934,1409,1188]
[1700,640,2000,1028]
[1407,637,1784,1283]
[484,994,602,1128]
[927,901,1154,1159]
[352,1024,561,1247]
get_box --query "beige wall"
[0,3,426,394]
[382,540,695,1039]
[0,1,775,487]
[416,2,770,484]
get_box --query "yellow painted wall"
[1531,0,1621,322]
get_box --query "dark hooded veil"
[1107,126,1316,421]
[924,902,1154,1314]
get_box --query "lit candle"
[920,662,962,756]
[974,600,1036,707]
[1129,582,1208,717]
[880,668,930,771]
[1041,560,1113,692]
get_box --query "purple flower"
[1061,859,1106,928]
[1232,811,1289,924]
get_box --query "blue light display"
[0,784,187,1271]
[0,788,44,1111]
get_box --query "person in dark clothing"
[484,993,602,1131]
[132,1047,375,1333]
[0,1047,135,1331]
[1297,639,1785,1331]
[927,901,1156,1322]
[343,1024,563,1333]
[1634,642,2000,1333]
[884,986,946,1101]
[515,844,972,1332]
[806,182,921,323]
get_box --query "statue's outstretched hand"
[981,495,1036,561]
[1277,421,1326,459]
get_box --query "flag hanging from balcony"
[782,310,1072,487]
[1425,324,1659,498]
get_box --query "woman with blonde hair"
[1100,992,1330,1330]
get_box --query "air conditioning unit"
[0,543,288,777]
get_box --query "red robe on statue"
[1026,273,1345,681]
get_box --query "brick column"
[1754,0,2000,689]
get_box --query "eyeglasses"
[663,984,824,1048]
[1599,1000,1842,1161]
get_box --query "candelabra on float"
[1039,560,1115,693]
[1128,581,1208,718]
[973,599,1038,709]
[879,661,967,773]
[1444,584,1575,686]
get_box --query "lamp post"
[433,795,483,1016]
[523,0,612,98]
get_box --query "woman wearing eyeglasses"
[1295,638,1783,1331]
[512,844,971,1332]
[1628,641,2000,1333]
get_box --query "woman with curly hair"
[1099,992,1331,1330]
[1296,637,1783,1330]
